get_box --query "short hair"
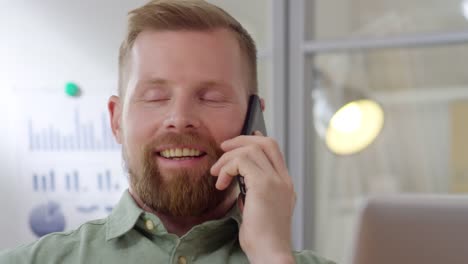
[118,0,258,97]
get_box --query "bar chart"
[33,171,56,192]
[97,170,120,191]
[32,169,122,193]
[28,108,119,151]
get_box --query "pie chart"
[29,201,66,237]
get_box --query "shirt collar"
[106,190,243,241]
[106,190,144,241]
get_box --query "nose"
[162,97,201,132]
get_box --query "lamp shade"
[313,85,384,155]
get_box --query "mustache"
[143,132,222,158]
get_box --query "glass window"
[306,0,468,40]
[307,44,468,262]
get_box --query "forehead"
[128,28,248,95]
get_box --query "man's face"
[111,29,249,216]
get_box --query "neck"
[129,187,238,237]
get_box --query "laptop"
[348,195,468,264]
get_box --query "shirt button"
[145,219,155,231]
[178,256,187,264]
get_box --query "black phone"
[237,95,267,202]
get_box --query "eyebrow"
[195,80,234,91]
[140,78,171,86]
[139,78,234,91]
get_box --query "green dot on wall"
[65,82,81,97]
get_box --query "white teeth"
[160,148,203,158]
[182,148,190,156]
[175,149,182,156]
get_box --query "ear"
[108,95,123,144]
[260,97,266,112]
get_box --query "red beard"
[128,131,229,217]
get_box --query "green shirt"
[0,191,335,264]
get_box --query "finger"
[213,144,275,188]
[211,144,272,178]
[216,155,264,190]
[220,135,251,151]
[210,148,235,176]
[253,130,263,136]
[222,136,289,180]
[215,162,238,190]
[221,131,265,149]
[255,137,290,181]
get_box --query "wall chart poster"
[3,90,128,247]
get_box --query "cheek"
[204,109,245,143]
[123,106,162,151]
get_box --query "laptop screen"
[348,195,468,264]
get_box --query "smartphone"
[237,95,267,202]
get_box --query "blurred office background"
[1,0,468,263]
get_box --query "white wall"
[0,0,146,249]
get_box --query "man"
[0,1,334,263]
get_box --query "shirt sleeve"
[0,245,35,264]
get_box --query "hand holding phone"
[210,96,295,261]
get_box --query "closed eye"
[201,97,222,102]
[199,96,228,103]
[199,92,227,103]
[199,97,232,109]
[139,85,170,102]
[147,98,170,102]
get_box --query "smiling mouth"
[157,148,207,160]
